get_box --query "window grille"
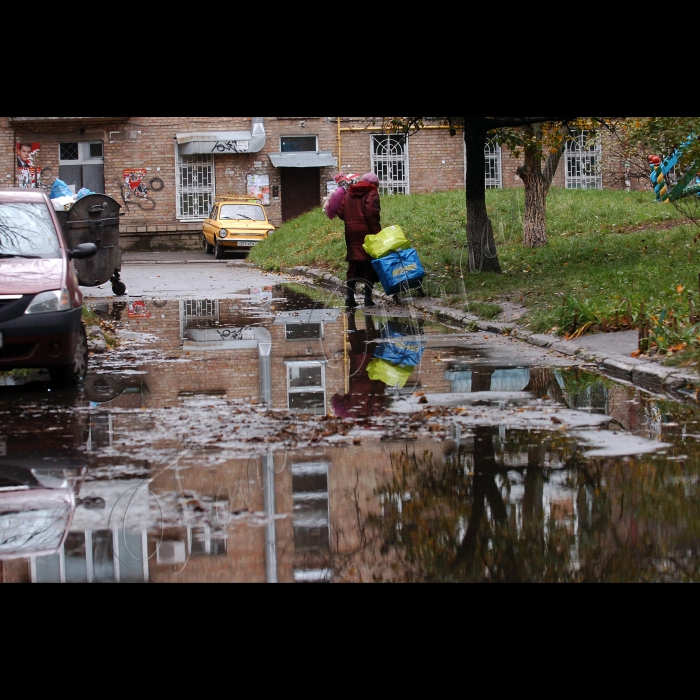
[177,151,215,220]
[566,132,603,190]
[372,135,409,195]
[60,143,79,161]
[464,140,503,189]
[180,299,219,341]
[485,140,503,189]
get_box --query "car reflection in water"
[0,461,85,563]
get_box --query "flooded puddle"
[2,285,700,583]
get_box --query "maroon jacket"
[338,182,381,262]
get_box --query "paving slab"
[574,330,639,357]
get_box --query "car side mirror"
[69,243,98,260]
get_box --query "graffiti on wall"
[212,141,249,154]
[120,169,165,211]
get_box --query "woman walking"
[338,173,381,308]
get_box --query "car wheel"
[49,325,89,386]
[203,236,214,255]
[214,241,226,260]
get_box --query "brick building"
[2,117,625,250]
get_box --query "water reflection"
[2,287,700,583]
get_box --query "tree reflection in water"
[357,421,700,583]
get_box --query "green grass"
[251,188,695,334]
[465,302,504,320]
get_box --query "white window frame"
[176,144,216,221]
[566,131,603,190]
[286,360,327,415]
[485,140,503,189]
[31,530,149,584]
[371,134,410,195]
[58,141,104,166]
[291,460,332,583]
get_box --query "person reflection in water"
[332,311,387,419]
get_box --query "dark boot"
[346,282,358,309]
[364,285,376,308]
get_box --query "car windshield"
[0,202,62,259]
[219,205,266,222]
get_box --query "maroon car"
[0,188,96,384]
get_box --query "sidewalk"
[121,251,254,266]
[414,300,699,398]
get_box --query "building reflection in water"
[5,290,700,583]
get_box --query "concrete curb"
[280,265,700,402]
[122,260,256,267]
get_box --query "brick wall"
[0,117,15,188]
[3,117,649,252]
[0,560,31,583]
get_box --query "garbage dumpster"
[55,195,127,296]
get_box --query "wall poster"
[247,174,270,205]
[16,142,42,189]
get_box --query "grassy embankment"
[252,189,700,355]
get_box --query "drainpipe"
[254,328,272,406]
[264,449,278,584]
[337,117,342,172]
[250,117,267,152]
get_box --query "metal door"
[281,168,320,222]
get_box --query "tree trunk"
[523,174,549,248]
[471,366,496,393]
[464,123,502,274]
[517,124,567,248]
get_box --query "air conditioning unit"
[157,541,187,565]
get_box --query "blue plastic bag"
[49,179,73,200]
[375,338,425,367]
[76,188,95,200]
[372,248,425,297]
[374,323,426,367]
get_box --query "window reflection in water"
[292,462,331,583]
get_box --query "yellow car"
[203,197,275,259]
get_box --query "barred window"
[177,151,215,220]
[464,140,503,189]
[566,132,603,190]
[372,135,410,195]
[485,140,503,189]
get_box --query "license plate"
[237,241,258,248]
[0,440,6,458]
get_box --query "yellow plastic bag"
[363,225,410,260]
[367,358,415,388]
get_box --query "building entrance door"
[281,168,320,222]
